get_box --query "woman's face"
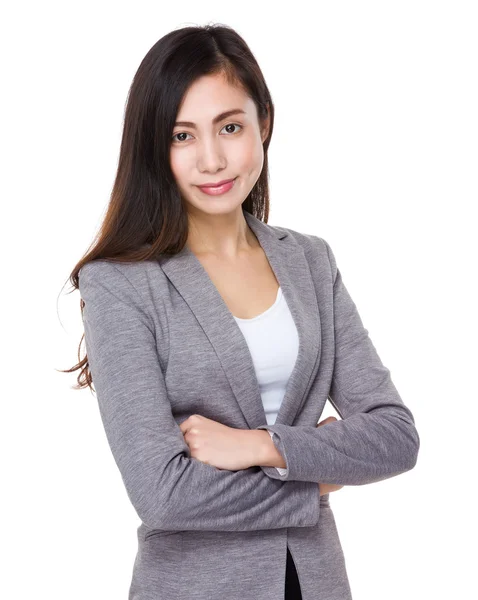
[170,72,269,219]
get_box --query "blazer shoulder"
[79,258,163,293]
[78,259,123,294]
[78,259,155,322]
[79,259,141,294]
[271,224,338,282]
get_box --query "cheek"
[235,137,264,175]
[169,151,181,179]
[169,151,190,188]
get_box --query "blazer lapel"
[160,210,322,430]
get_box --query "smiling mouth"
[196,177,237,195]
[197,177,236,188]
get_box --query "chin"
[187,197,245,217]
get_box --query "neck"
[186,209,259,259]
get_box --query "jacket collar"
[160,209,322,429]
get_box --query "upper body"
[78,209,420,599]
[78,208,420,530]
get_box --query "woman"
[65,24,420,600]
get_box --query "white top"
[233,286,299,476]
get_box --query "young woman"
[65,24,420,600]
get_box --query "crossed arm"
[178,413,288,470]
[179,413,343,497]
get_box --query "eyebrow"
[174,109,247,129]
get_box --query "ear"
[260,103,271,143]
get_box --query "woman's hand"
[179,414,254,471]
[316,416,345,496]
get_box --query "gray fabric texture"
[78,209,419,600]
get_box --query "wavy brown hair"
[58,23,275,392]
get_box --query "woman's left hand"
[179,414,254,471]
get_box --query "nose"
[197,137,227,173]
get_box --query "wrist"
[249,429,286,469]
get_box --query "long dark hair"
[58,23,275,391]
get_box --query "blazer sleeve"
[79,260,319,531]
[255,238,420,484]
[269,431,288,476]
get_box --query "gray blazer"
[79,209,420,600]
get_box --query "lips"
[198,178,236,188]
[197,177,237,196]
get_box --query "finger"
[178,416,191,434]
[316,416,338,427]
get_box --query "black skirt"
[285,546,303,599]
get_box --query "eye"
[221,123,242,135]
[171,123,243,144]
[171,131,193,143]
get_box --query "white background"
[2,1,476,598]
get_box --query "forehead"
[176,73,256,122]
